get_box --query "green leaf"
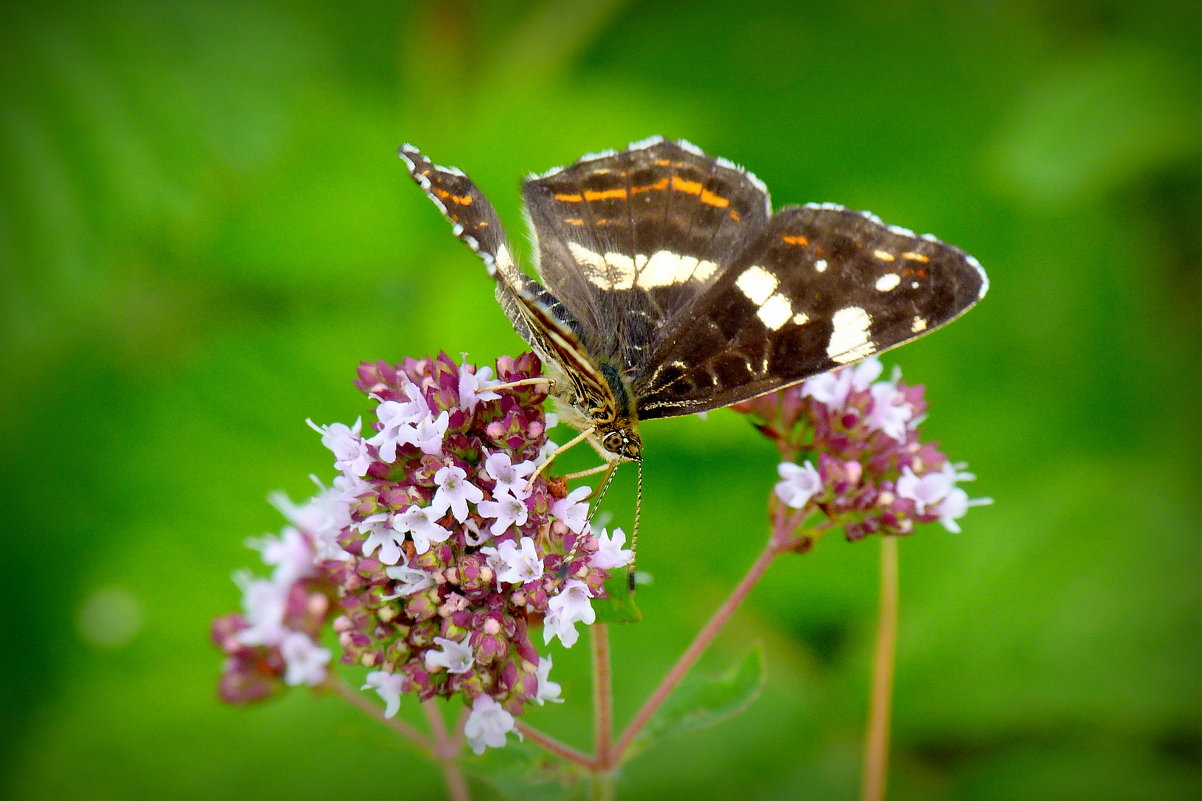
[467,739,587,801]
[591,570,642,624]
[628,647,765,757]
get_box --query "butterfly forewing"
[634,203,987,419]
[399,144,621,427]
[522,138,771,376]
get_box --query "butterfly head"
[598,423,642,462]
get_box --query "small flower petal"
[464,695,518,754]
[362,670,406,718]
[774,461,823,509]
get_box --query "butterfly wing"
[521,138,771,377]
[634,203,988,419]
[400,145,619,419]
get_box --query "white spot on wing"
[792,312,810,325]
[875,273,901,292]
[815,259,828,273]
[637,250,718,288]
[735,266,779,305]
[757,294,793,330]
[827,306,875,363]
[911,316,928,332]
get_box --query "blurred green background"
[2,0,1198,799]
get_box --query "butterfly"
[400,136,987,475]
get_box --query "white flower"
[543,579,595,648]
[369,384,432,462]
[251,526,316,586]
[801,357,882,409]
[356,512,406,565]
[331,472,372,504]
[234,572,287,647]
[413,410,450,455]
[424,636,475,674]
[477,492,530,536]
[431,465,484,523]
[393,505,453,555]
[362,670,406,718]
[308,418,373,477]
[591,527,633,570]
[897,463,954,513]
[269,479,353,562]
[382,564,435,598]
[483,452,536,500]
[534,655,563,705]
[897,462,991,533]
[458,362,501,411]
[464,695,519,754]
[551,486,592,534]
[865,381,913,441]
[280,631,330,686]
[774,461,823,508]
[484,537,544,585]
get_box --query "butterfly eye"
[602,431,625,454]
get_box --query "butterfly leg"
[524,425,596,490]
[564,462,615,481]
[490,377,555,393]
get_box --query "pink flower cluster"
[733,357,990,543]
[211,353,631,753]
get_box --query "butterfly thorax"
[541,354,643,462]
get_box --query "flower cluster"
[211,353,631,753]
[733,357,990,544]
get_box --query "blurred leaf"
[468,738,587,801]
[628,646,765,758]
[988,44,1197,206]
[592,571,642,624]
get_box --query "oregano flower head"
[733,356,990,546]
[211,353,631,753]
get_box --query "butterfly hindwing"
[634,203,988,419]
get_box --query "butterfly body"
[400,138,987,462]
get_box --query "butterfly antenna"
[627,461,643,592]
[585,460,620,520]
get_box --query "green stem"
[860,536,899,801]
[592,623,614,767]
[514,721,594,767]
[423,700,471,801]
[327,675,433,751]
[590,770,617,801]
[612,536,782,761]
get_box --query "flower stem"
[423,700,472,801]
[612,536,782,762]
[327,675,434,751]
[590,770,617,801]
[515,721,594,767]
[860,536,899,801]
[592,623,614,767]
